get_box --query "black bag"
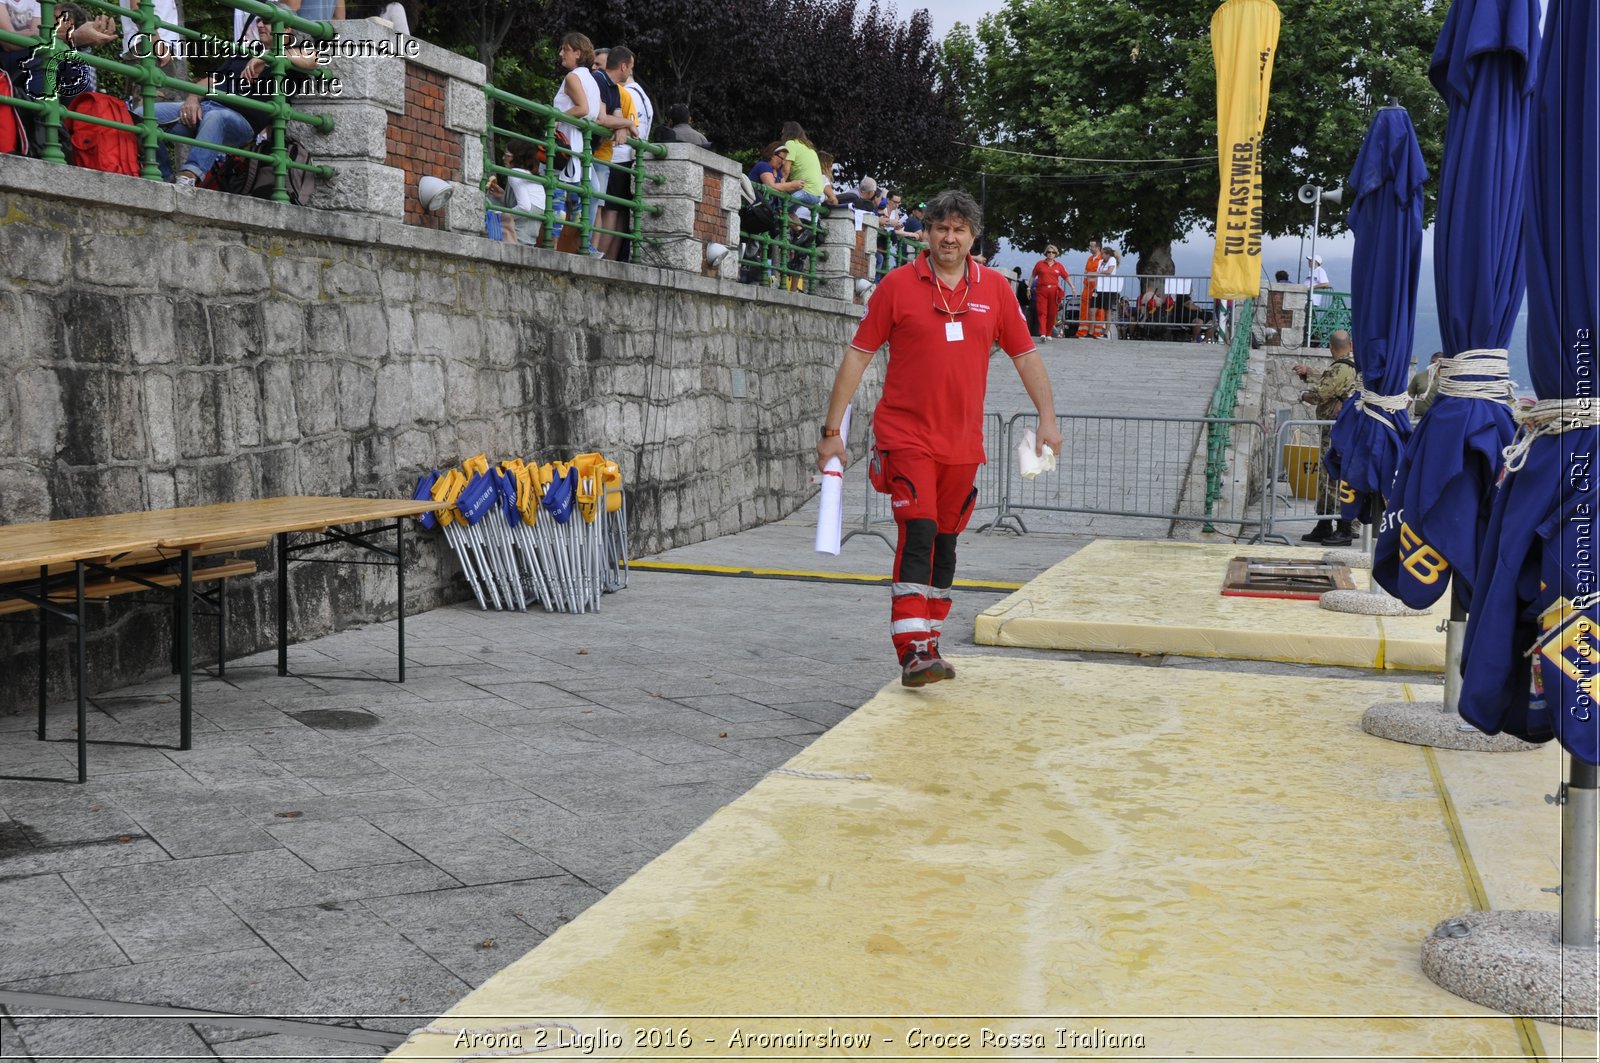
[245,138,318,206]
[739,198,779,237]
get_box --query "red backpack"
[65,92,139,176]
[0,69,27,156]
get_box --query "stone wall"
[1250,282,1335,427]
[0,155,880,706]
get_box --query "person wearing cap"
[1030,245,1075,340]
[894,201,927,241]
[816,189,1062,688]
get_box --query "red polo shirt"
[850,252,1035,464]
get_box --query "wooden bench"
[0,559,257,617]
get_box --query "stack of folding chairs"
[414,452,628,614]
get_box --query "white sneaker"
[175,172,197,188]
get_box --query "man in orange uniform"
[1074,238,1103,337]
[1029,245,1075,339]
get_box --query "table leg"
[217,580,229,680]
[277,531,289,677]
[396,519,406,684]
[74,561,86,784]
[37,565,47,742]
[179,548,193,751]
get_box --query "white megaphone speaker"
[1320,185,1344,205]
[417,175,453,213]
[1298,183,1320,205]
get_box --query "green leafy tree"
[964,0,1447,273]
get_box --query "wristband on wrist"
[820,426,841,439]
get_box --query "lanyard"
[932,260,971,319]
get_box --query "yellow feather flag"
[1209,0,1280,299]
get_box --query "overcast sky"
[912,0,999,41]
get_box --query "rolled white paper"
[814,405,852,555]
[1016,428,1056,479]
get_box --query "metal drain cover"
[288,708,381,730]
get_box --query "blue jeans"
[147,100,254,180]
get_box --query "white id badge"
[945,321,964,342]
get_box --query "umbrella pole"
[1442,598,1466,714]
[1562,756,1599,946]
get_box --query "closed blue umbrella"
[1460,0,1599,764]
[1324,106,1428,522]
[1372,0,1538,610]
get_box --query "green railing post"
[1202,296,1256,528]
[481,82,663,258]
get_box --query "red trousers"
[1035,286,1063,337]
[876,448,980,661]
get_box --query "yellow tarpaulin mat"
[974,540,1448,670]
[387,659,1537,1061]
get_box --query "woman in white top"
[551,31,599,238]
[1092,246,1122,339]
[500,139,546,246]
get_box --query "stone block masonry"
[0,156,882,707]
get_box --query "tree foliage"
[409,0,960,182]
[962,0,1447,265]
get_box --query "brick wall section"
[387,65,462,229]
[852,228,868,295]
[694,172,724,275]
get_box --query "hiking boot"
[926,639,956,680]
[900,650,946,687]
[1301,520,1333,543]
[1323,521,1354,547]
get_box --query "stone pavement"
[0,335,1398,1061]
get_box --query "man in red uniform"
[817,189,1063,686]
[1074,238,1103,337]
[1029,245,1075,340]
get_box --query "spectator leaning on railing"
[140,14,317,186]
[598,45,649,262]
[550,32,599,246]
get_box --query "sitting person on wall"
[1180,296,1217,343]
[22,2,117,106]
[779,120,825,213]
[141,15,317,185]
[486,140,545,247]
[815,148,841,208]
[835,175,879,212]
[750,141,803,200]
[665,102,709,147]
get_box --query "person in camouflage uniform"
[1294,329,1358,544]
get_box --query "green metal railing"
[0,0,334,201]
[482,83,664,255]
[736,185,828,291]
[875,228,922,280]
[1203,296,1256,526]
[1309,290,1353,346]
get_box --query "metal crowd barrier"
[841,413,1005,550]
[1259,417,1339,544]
[1024,272,1223,340]
[981,412,1268,535]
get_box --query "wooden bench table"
[0,497,437,782]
